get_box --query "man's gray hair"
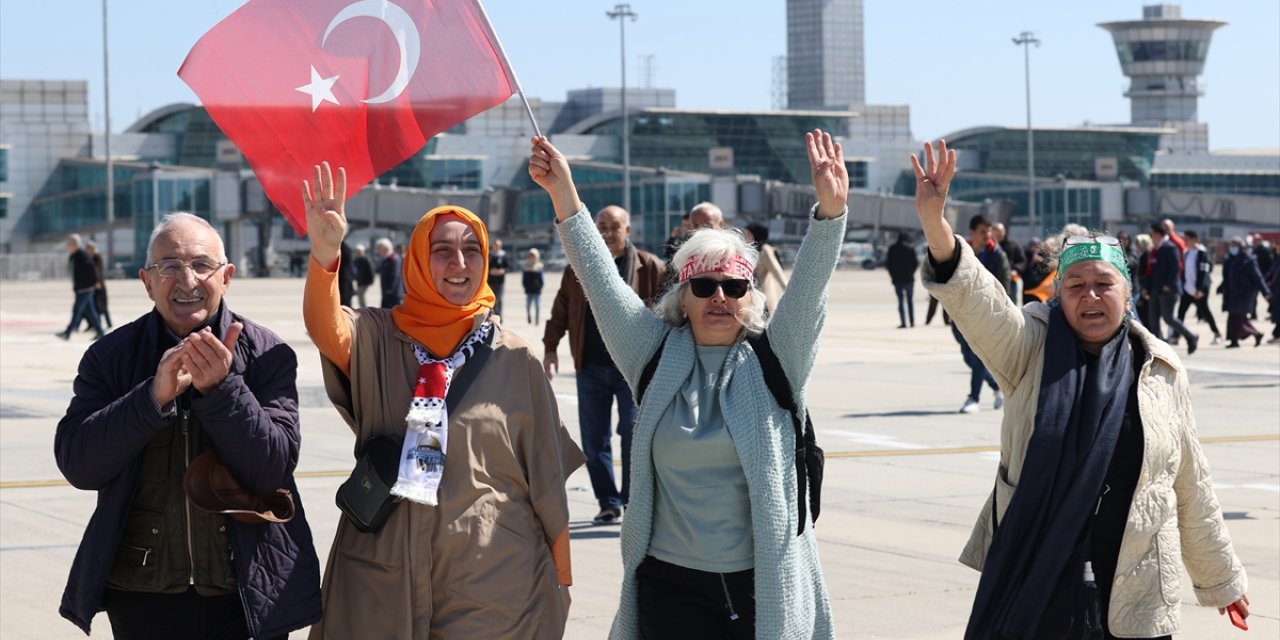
[146,212,226,263]
[375,238,393,252]
[653,227,766,335]
[67,233,82,247]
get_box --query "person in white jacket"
[912,140,1249,639]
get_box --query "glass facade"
[1151,172,1280,198]
[896,171,1102,235]
[580,111,849,184]
[945,128,1162,184]
[1114,40,1209,63]
[30,160,210,267]
[515,163,710,250]
[0,146,8,182]
[0,195,8,220]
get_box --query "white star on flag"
[295,65,339,112]
[418,377,427,384]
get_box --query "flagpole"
[472,0,541,139]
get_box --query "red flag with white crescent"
[178,0,517,234]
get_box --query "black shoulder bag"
[637,330,824,536]
[336,335,493,533]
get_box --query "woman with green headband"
[910,140,1249,639]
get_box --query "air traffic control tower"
[1099,4,1224,153]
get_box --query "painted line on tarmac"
[3,435,1274,489]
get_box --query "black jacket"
[885,240,920,285]
[378,253,404,305]
[54,304,322,637]
[69,249,97,291]
[1150,241,1183,295]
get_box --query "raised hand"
[910,140,956,225]
[182,322,243,395]
[909,140,960,263]
[302,161,348,268]
[528,137,583,222]
[806,129,848,219]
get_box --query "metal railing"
[0,254,67,281]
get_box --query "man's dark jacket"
[54,304,322,637]
[379,252,404,306]
[885,240,919,285]
[1150,240,1183,295]
[544,242,665,369]
[69,248,97,291]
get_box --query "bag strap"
[745,331,814,536]
[635,330,671,405]
[445,328,494,413]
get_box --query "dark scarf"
[965,308,1134,639]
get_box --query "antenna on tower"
[771,55,788,110]
[640,54,656,89]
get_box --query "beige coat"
[756,242,789,315]
[310,309,584,640]
[924,238,1247,638]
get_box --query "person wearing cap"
[529,130,840,639]
[912,140,1249,639]
[54,212,322,639]
[300,163,584,639]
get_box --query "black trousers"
[103,587,284,640]
[637,556,755,640]
[1176,292,1220,336]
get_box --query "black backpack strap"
[635,330,671,405]
[746,331,818,536]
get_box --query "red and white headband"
[678,254,755,282]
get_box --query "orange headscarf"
[391,206,496,357]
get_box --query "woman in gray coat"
[529,131,844,639]
[912,140,1249,639]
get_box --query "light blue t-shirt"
[648,344,754,573]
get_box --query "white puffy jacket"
[923,238,1247,638]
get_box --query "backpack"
[637,330,823,536]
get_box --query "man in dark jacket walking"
[885,231,920,328]
[1146,222,1199,354]
[57,234,105,340]
[543,205,665,525]
[375,237,404,308]
[352,243,375,307]
[54,213,322,639]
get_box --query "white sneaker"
[959,398,980,414]
[1211,336,1223,345]
[993,392,1005,410]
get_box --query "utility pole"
[102,0,114,264]
[607,4,637,213]
[1013,31,1040,234]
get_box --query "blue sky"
[2,1,1277,151]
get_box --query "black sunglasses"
[688,277,751,299]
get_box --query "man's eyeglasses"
[687,277,751,299]
[144,258,227,279]
[1064,235,1120,247]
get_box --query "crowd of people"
[48,130,1264,639]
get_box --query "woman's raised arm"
[301,162,355,375]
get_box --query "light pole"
[102,0,114,264]
[1012,31,1040,234]
[607,3,637,213]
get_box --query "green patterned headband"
[1057,239,1129,281]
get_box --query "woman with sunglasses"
[911,141,1249,639]
[529,130,844,639]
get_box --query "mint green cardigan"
[558,206,843,640]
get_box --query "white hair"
[653,227,767,335]
[375,238,393,252]
[146,212,225,263]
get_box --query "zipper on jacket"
[182,408,195,586]
[719,573,740,621]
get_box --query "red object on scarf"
[178,0,516,234]
[415,361,447,399]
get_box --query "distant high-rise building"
[1099,4,1225,153]
[786,0,864,110]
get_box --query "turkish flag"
[179,0,517,234]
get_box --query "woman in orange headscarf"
[301,162,583,639]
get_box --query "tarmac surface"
[2,267,1277,639]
